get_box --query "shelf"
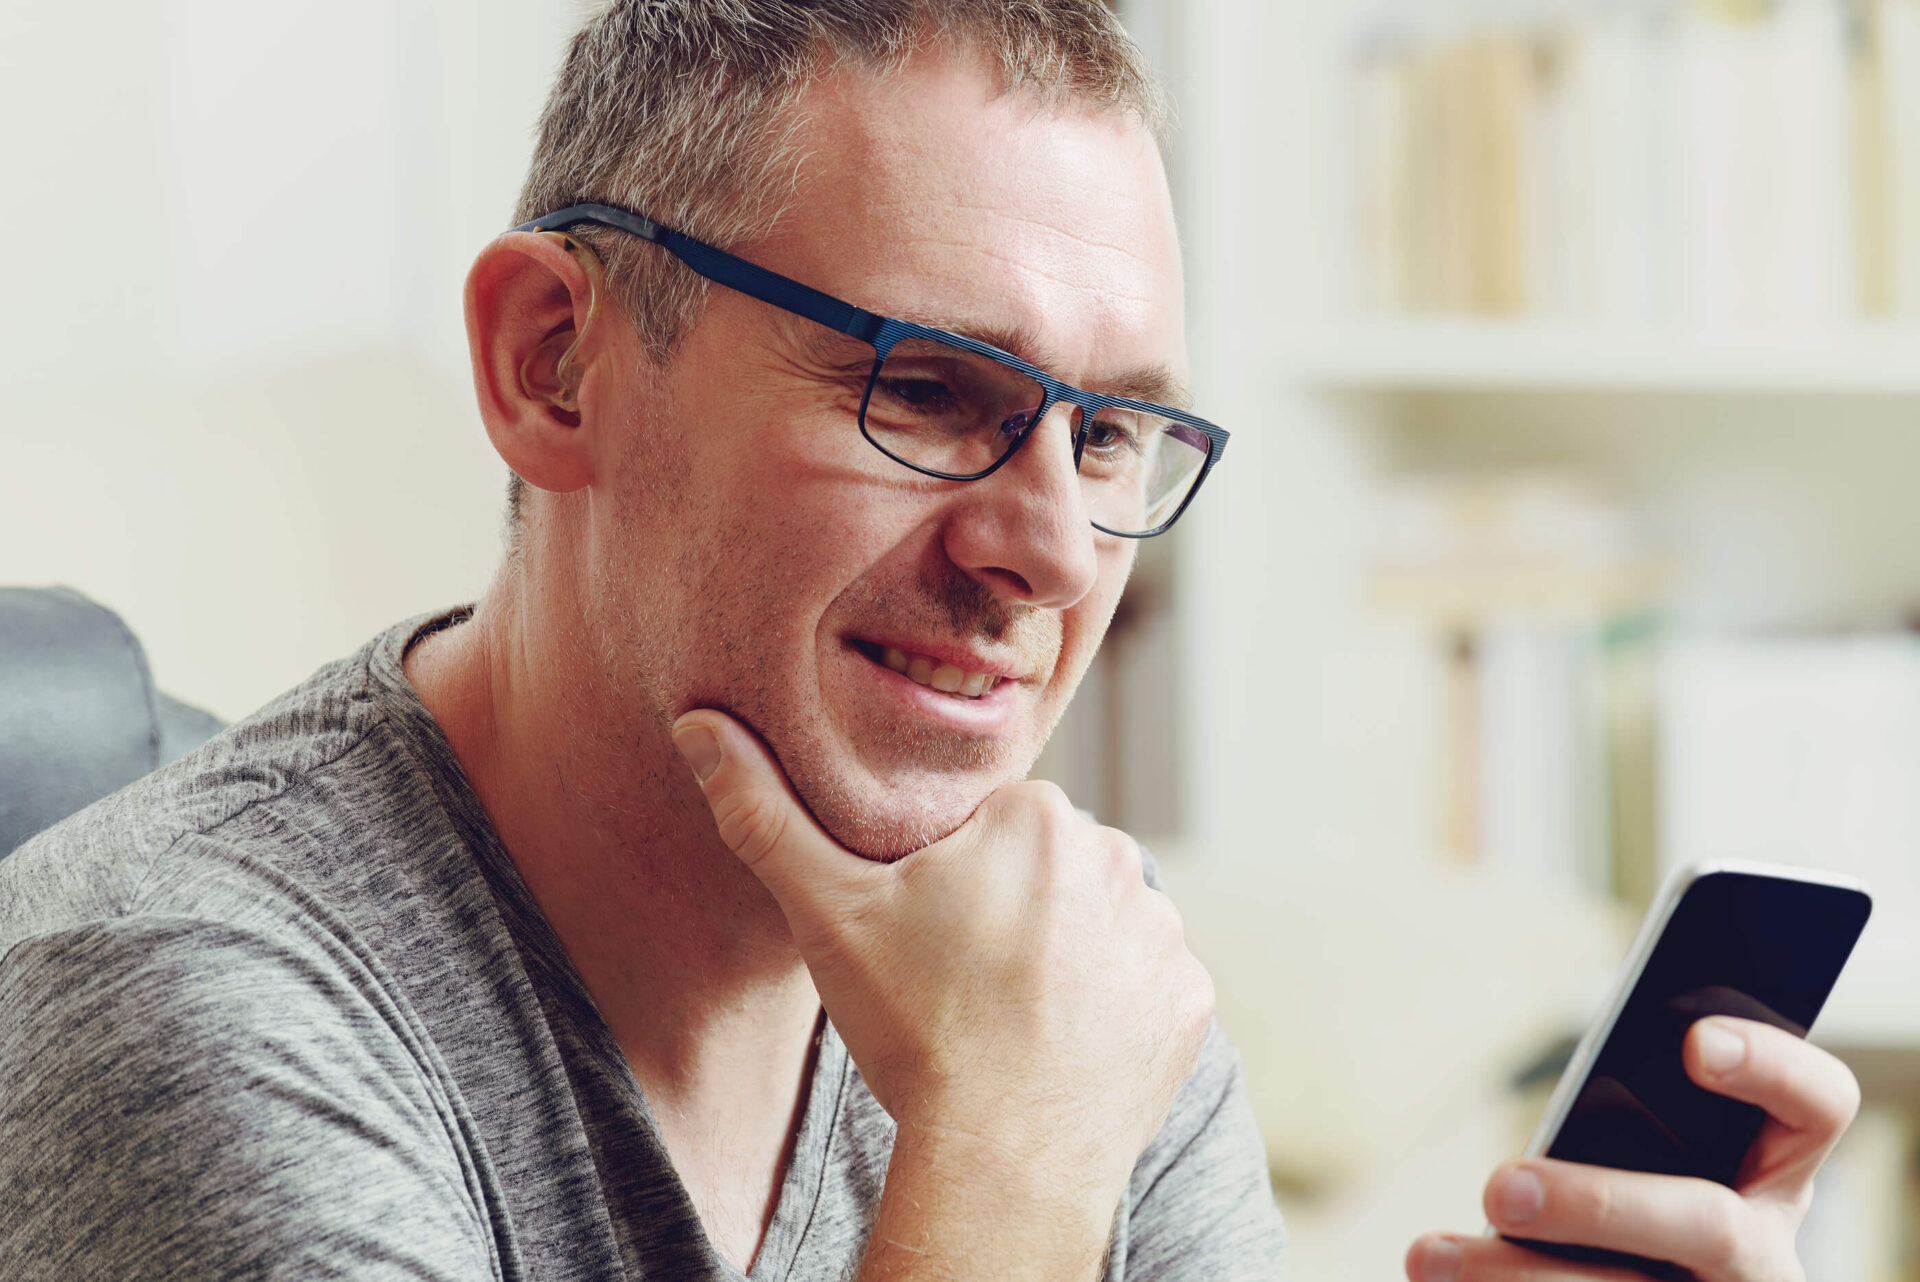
[1284,319,1920,394]
[1812,927,1920,1055]
[1155,851,1636,1189]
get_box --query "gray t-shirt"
[0,610,1285,1280]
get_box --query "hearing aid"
[519,231,606,413]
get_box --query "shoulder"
[0,618,437,960]
[0,913,447,1148]
[0,913,501,1280]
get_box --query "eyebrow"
[1092,365,1193,411]
[893,310,1194,411]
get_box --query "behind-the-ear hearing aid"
[520,231,606,413]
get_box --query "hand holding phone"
[1404,860,1870,1281]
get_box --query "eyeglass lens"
[860,336,1211,535]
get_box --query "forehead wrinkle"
[949,239,1158,307]
[870,244,1158,348]
[868,195,1165,301]
[968,198,1165,267]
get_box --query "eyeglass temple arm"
[514,203,887,346]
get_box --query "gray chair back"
[0,587,222,856]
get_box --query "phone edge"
[1481,858,1873,1241]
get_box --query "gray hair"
[503,0,1168,528]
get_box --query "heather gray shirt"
[0,611,1285,1280]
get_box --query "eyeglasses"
[513,202,1228,537]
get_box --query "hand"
[1404,1017,1861,1281]
[671,709,1215,1198]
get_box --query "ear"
[464,230,618,498]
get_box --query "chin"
[797,758,1017,863]
[738,665,1062,861]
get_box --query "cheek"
[641,426,921,674]
[1050,550,1132,692]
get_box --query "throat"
[639,1010,827,1273]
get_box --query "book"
[1347,0,1891,322]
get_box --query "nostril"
[981,567,1033,598]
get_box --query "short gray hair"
[503,0,1167,526]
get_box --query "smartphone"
[1507,859,1872,1275]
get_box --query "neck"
[403,543,822,1090]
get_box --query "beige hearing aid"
[519,231,606,413]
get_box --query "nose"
[940,401,1101,610]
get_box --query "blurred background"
[4,0,1918,1275]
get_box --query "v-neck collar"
[377,607,857,1280]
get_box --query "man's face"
[587,51,1186,859]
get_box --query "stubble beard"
[595,383,1089,862]
[598,511,1080,861]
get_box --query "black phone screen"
[1509,869,1871,1275]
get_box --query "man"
[0,3,1857,1280]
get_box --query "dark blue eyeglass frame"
[513,201,1228,537]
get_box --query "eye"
[1083,415,1143,456]
[876,375,957,414]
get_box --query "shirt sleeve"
[0,916,504,1281]
[1118,1019,1288,1282]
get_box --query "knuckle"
[714,788,790,867]
[1043,782,1090,827]
[1830,1062,1864,1131]
[1764,1029,1862,1126]
[989,780,1081,843]
[1010,777,1073,814]
[1159,945,1214,1038]
[1148,886,1189,943]
[1189,961,1217,1027]
[1769,1036,1861,1137]
[1534,1167,1615,1238]
[1691,1188,1745,1270]
[1100,825,1144,865]
[1099,829,1142,887]
[1785,1179,1816,1223]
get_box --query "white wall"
[1171,0,1399,876]
[0,0,589,719]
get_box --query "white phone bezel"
[1519,857,1871,1161]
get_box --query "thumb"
[671,710,868,908]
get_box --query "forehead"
[752,49,1186,382]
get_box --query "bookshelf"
[1288,319,1920,393]
[1146,0,1920,1274]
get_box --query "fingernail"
[672,725,721,783]
[1492,1167,1544,1225]
[1420,1237,1462,1282]
[1699,1021,1747,1075]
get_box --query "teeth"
[871,645,1003,699]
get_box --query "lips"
[849,639,1017,700]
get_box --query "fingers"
[1682,1018,1860,1186]
[1401,1019,1855,1282]
[671,710,871,908]
[1405,1233,1656,1282]
[1475,1158,1775,1279]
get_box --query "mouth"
[848,639,1011,701]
